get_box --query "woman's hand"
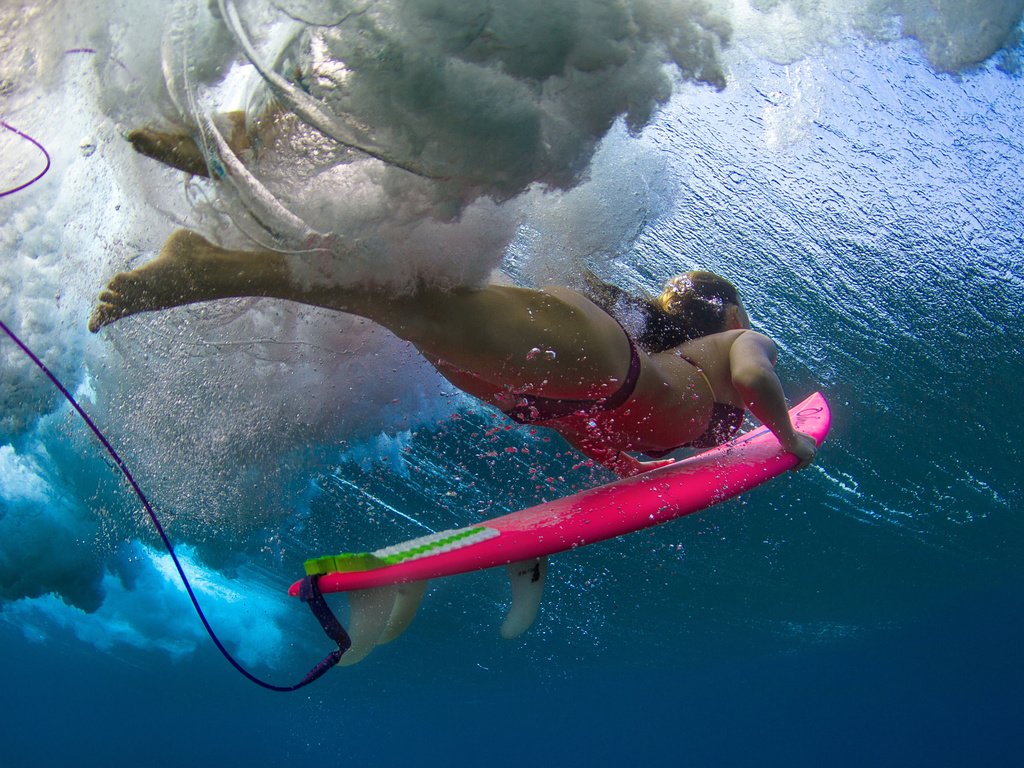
[613,453,676,478]
[781,431,817,470]
[574,441,675,478]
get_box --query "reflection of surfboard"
[291,392,830,664]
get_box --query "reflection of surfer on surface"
[89,230,816,476]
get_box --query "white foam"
[140,0,733,285]
[0,445,49,503]
[3,542,290,666]
[726,0,1024,72]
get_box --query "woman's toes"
[88,304,115,333]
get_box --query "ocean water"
[1,2,1022,766]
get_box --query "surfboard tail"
[334,558,547,665]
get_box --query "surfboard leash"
[0,318,351,690]
[1,122,51,198]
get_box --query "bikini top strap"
[680,354,716,401]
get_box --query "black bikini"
[504,322,745,453]
[654,354,746,453]
[645,402,746,458]
[505,329,642,424]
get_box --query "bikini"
[504,326,642,424]
[645,354,745,456]
[504,322,745,452]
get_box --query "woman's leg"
[127,111,250,177]
[89,230,633,397]
[90,229,423,331]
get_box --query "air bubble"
[526,347,557,361]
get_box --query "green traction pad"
[304,525,500,576]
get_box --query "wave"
[0,0,1022,658]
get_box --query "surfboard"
[291,392,829,664]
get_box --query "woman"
[89,231,817,476]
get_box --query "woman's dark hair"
[583,270,740,353]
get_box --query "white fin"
[338,585,398,666]
[501,557,548,639]
[379,581,428,644]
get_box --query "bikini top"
[644,355,745,457]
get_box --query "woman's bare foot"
[126,112,249,177]
[127,127,211,177]
[89,230,223,332]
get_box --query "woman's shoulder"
[665,331,777,380]
[676,329,751,357]
[726,329,777,356]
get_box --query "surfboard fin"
[338,585,398,666]
[501,557,547,639]
[336,580,429,665]
[379,580,428,645]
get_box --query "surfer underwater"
[82,0,817,479]
[88,225,817,477]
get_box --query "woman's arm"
[729,331,817,469]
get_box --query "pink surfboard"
[289,393,829,664]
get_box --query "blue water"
[2,3,1023,766]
